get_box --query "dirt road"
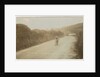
[16,36,77,59]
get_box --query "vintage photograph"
[16,16,83,59]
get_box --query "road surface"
[16,36,77,59]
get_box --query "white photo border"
[5,5,95,72]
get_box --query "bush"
[74,31,83,59]
[16,24,64,51]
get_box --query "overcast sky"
[16,16,83,30]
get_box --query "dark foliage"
[16,24,64,51]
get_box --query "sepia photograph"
[16,16,83,59]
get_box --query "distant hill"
[60,23,83,35]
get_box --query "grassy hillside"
[67,23,83,59]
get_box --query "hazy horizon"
[16,16,83,30]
